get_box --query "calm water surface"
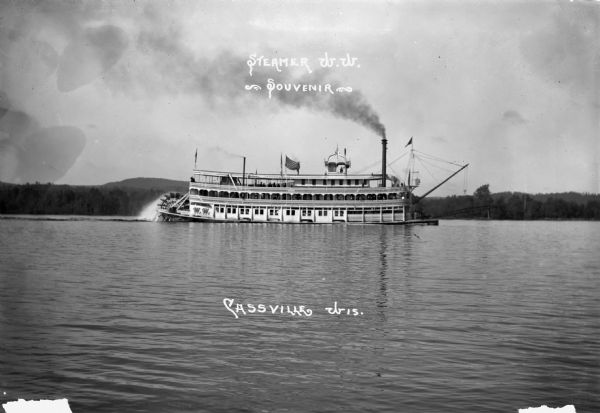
[0,219,598,412]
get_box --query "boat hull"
[157,208,437,225]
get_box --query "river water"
[0,218,598,412]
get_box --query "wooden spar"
[413,163,469,204]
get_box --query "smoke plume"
[133,25,386,137]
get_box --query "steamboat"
[157,137,467,224]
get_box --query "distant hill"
[102,177,189,192]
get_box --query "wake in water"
[138,196,164,221]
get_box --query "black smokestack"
[381,132,387,188]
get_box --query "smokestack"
[381,134,387,188]
[242,156,246,186]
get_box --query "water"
[0,219,598,412]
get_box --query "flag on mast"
[405,137,413,148]
[194,148,198,167]
[285,155,300,174]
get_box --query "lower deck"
[157,192,435,224]
[180,201,419,223]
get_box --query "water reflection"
[1,220,598,412]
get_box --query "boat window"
[330,180,335,186]
[292,210,296,216]
[355,180,359,185]
[227,207,231,213]
[312,179,316,185]
[339,180,343,185]
[301,179,306,185]
[190,188,199,195]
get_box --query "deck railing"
[190,195,410,208]
[190,181,408,195]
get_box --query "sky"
[0,0,598,196]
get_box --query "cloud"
[11,126,86,183]
[0,95,86,183]
[520,3,599,105]
[57,25,128,92]
[502,110,527,125]
[431,136,448,144]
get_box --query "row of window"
[190,188,404,201]
[213,205,403,215]
[298,179,367,186]
[194,176,369,186]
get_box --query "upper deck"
[191,169,393,188]
[189,147,414,200]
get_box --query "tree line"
[0,182,168,216]
[419,184,600,220]
[1,182,599,219]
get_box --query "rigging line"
[388,164,401,177]
[355,160,381,174]
[415,152,464,168]
[413,154,456,174]
[388,152,408,167]
[355,152,408,174]
[414,156,457,172]
[417,162,455,177]
[413,150,464,167]
[414,156,439,182]
[413,150,458,164]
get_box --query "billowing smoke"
[260,70,387,138]
[134,26,386,137]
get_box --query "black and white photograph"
[0,0,598,412]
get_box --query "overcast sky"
[0,0,598,195]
